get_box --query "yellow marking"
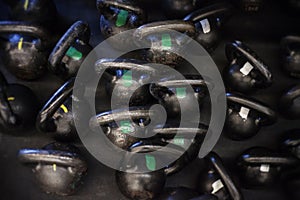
[53,164,57,172]
[18,37,24,50]
[7,97,15,101]
[60,104,68,113]
[24,0,29,10]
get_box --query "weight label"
[60,104,69,113]
[120,120,134,134]
[240,62,254,76]
[18,37,24,50]
[173,136,185,146]
[145,155,156,171]
[176,87,186,99]
[200,19,211,34]
[116,10,129,27]
[121,70,133,87]
[211,179,224,194]
[239,107,250,120]
[260,164,270,173]
[66,47,83,61]
[24,0,29,10]
[161,33,172,50]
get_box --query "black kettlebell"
[282,130,300,159]
[198,152,243,200]
[91,107,154,150]
[162,0,200,19]
[0,70,39,133]
[237,0,264,12]
[184,3,233,52]
[6,0,57,22]
[36,78,90,141]
[150,74,211,118]
[48,21,92,80]
[224,40,272,93]
[0,21,52,80]
[95,58,159,106]
[18,142,87,196]
[225,93,277,141]
[133,20,196,67]
[281,36,300,78]
[237,147,298,188]
[116,140,188,200]
[279,85,300,120]
[158,187,217,200]
[97,0,147,50]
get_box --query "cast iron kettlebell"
[0,21,51,80]
[184,3,233,52]
[133,20,196,67]
[224,40,272,93]
[6,0,58,22]
[162,0,200,19]
[97,0,147,50]
[282,130,300,159]
[91,107,154,150]
[95,58,159,106]
[198,152,243,200]
[0,70,39,133]
[48,21,92,80]
[18,142,87,196]
[36,78,90,141]
[225,93,277,141]
[150,74,211,118]
[116,140,187,200]
[281,36,300,78]
[279,85,300,119]
[237,147,298,188]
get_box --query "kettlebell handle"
[133,20,196,40]
[225,41,272,84]
[18,149,87,168]
[280,85,300,108]
[184,2,233,22]
[0,71,17,125]
[48,21,91,73]
[207,153,243,200]
[153,125,208,138]
[97,0,145,16]
[227,93,277,125]
[37,78,74,128]
[0,21,50,45]
[281,35,300,48]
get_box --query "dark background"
[0,0,299,199]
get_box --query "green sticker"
[162,33,172,50]
[176,88,186,99]
[173,136,185,146]
[116,10,129,27]
[66,47,82,61]
[145,155,156,171]
[122,70,133,87]
[120,120,133,133]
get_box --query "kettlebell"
[162,0,200,19]
[6,0,58,22]
[237,147,298,188]
[184,3,233,52]
[116,140,189,200]
[48,21,92,80]
[0,70,39,133]
[158,187,217,200]
[237,0,264,12]
[0,21,51,80]
[133,20,196,67]
[95,58,159,106]
[97,0,147,50]
[224,40,272,93]
[36,78,90,141]
[91,107,154,150]
[198,152,243,200]
[281,36,300,78]
[225,93,277,141]
[18,142,87,196]
[282,129,300,159]
[150,74,211,118]
[279,85,300,119]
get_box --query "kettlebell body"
[225,93,277,141]
[281,36,300,78]
[279,85,300,119]
[18,142,87,196]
